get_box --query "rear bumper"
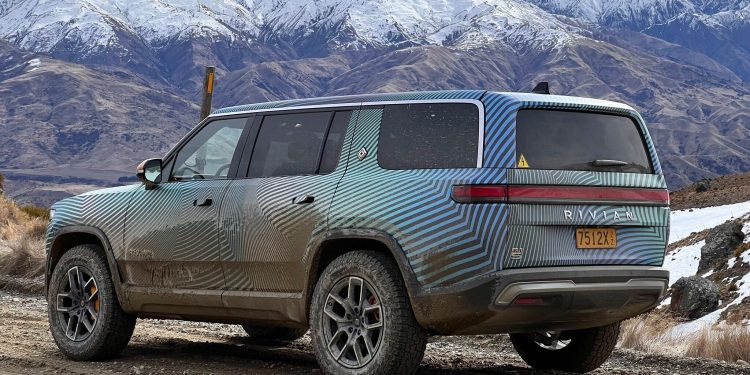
[410,266,668,335]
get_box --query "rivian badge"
[357,147,368,160]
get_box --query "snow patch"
[27,58,40,71]
[663,240,704,286]
[669,201,750,243]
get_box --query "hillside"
[0,0,749,205]
[670,172,750,210]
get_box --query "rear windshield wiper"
[591,159,630,167]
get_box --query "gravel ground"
[0,291,747,375]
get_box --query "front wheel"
[310,251,427,375]
[510,322,620,373]
[47,244,136,360]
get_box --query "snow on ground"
[669,201,750,243]
[663,240,704,286]
[665,201,750,330]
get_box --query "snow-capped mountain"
[0,0,749,205]
[0,0,584,55]
[528,0,694,29]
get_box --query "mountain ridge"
[0,0,748,204]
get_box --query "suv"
[45,90,670,374]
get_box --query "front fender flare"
[47,226,126,305]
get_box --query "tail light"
[452,185,669,206]
[451,185,507,203]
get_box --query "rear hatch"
[504,109,669,268]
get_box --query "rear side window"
[516,110,653,174]
[249,112,332,178]
[378,103,479,170]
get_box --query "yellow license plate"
[575,228,617,249]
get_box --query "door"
[122,117,250,309]
[219,110,353,311]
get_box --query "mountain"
[0,0,749,205]
[529,0,750,80]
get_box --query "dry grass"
[620,312,750,364]
[686,326,750,363]
[619,311,680,354]
[0,195,47,293]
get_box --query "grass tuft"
[0,195,47,293]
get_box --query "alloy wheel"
[55,266,101,342]
[321,276,384,368]
[533,331,571,350]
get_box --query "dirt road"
[0,291,747,375]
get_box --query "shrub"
[19,204,50,220]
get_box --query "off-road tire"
[510,322,620,373]
[241,325,307,341]
[310,250,427,375]
[47,244,136,360]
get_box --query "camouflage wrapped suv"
[45,90,670,374]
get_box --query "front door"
[122,117,250,310]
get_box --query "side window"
[248,112,332,178]
[319,111,352,174]
[378,103,479,170]
[171,118,247,181]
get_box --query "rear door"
[219,109,353,310]
[504,109,669,268]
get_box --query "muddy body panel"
[46,90,669,333]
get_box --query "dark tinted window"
[249,112,332,177]
[516,110,652,173]
[171,117,247,181]
[319,111,352,174]
[378,103,479,170]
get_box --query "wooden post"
[200,66,216,121]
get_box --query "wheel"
[510,322,620,373]
[241,325,307,341]
[47,244,136,360]
[310,251,427,375]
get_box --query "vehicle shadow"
[116,335,562,375]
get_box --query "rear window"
[378,103,479,170]
[516,110,653,174]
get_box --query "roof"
[211,90,635,116]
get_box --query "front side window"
[378,103,480,170]
[171,118,247,181]
[248,112,332,178]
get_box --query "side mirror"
[136,158,162,190]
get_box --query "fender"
[304,228,423,302]
[47,225,127,305]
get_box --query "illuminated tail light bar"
[452,185,669,206]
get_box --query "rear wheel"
[241,325,307,341]
[310,251,427,375]
[47,244,136,360]
[510,322,620,373]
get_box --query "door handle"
[193,198,213,207]
[293,194,315,205]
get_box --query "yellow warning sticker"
[517,154,529,168]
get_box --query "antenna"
[532,82,550,95]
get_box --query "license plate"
[575,228,617,249]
